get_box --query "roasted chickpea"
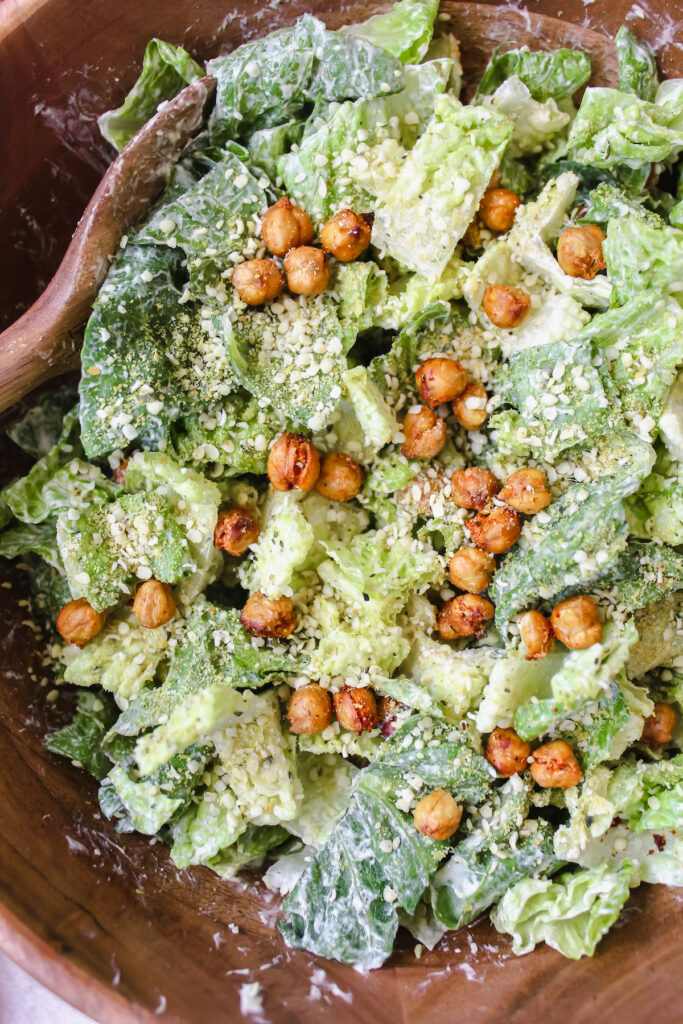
[315,451,363,502]
[213,506,260,556]
[415,357,467,408]
[401,406,447,459]
[241,592,297,638]
[112,458,129,485]
[231,259,283,305]
[333,686,378,733]
[450,467,500,511]
[56,598,107,648]
[499,468,552,515]
[557,224,606,280]
[320,209,372,261]
[261,196,314,256]
[478,188,521,233]
[378,695,408,738]
[483,284,531,329]
[132,580,177,629]
[437,594,494,639]
[452,382,489,431]
[641,702,677,749]
[449,547,496,594]
[287,684,332,735]
[267,431,320,492]
[518,609,554,661]
[468,505,521,554]
[413,789,463,841]
[486,727,532,778]
[530,740,583,789]
[283,246,330,296]
[551,595,602,650]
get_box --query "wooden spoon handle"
[0,75,216,415]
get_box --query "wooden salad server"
[0,75,216,416]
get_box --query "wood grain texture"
[0,2,682,1022]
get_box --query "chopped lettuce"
[476,46,591,102]
[491,861,637,959]
[479,76,571,158]
[207,15,404,146]
[241,491,314,599]
[287,752,358,848]
[366,94,513,279]
[604,217,683,305]
[45,690,118,780]
[98,39,204,151]
[341,0,439,64]
[6,383,78,459]
[170,767,246,869]
[279,716,494,969]
[615,25,659,102]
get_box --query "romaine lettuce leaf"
[6,383,78,459]
[278,59,452,223]
[170,767,246,869]
[567,84,683,170]
[491,861,637,959]
[241,491,314,599]
[207,825,289,879]
[79,245,234,458]
[479,76,571,158]
[45,690,118,780]
[0,519,63,569]
[628,593,683,678]
[615,25,659,102]
[341,0,439,64]
[24,553,72,621]
[366,94,512,279]
[476,46,591,102]
[98,39,204,151]
[627,458,683,545]
[287,752,358,848]
[279,716,494,969]
[608,754,683,832]
[579,182,663,229]
[431,780,560,930]
[207,15,404,146]
[603,216,683,305]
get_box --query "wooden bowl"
[1,2,682,1021]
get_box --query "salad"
[2,0,683,972]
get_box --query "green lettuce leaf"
[491,861,637,959]
[603,217,683,305]
[615,25,659,102]
[279,716,495,969]
[207,15,404,146]
[98,39,204,151]
[479,76,571,158]
[45,690,118,780]
[476,46,591,102]
[341,0,439,64]
[6,383,78,459]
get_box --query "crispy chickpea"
[468,505,521,554]
[112,458,129,485]
[333,686,378,733]
[530,740,582,789]
[450,467,500,511]
[449,547,496,594]
[284,246,330,296]
[287,684,332,735]
[401,406,447,459]
[132,580,176,629]
[378,695,407,738]
[478,188,521,233]
[415,357,467,408]
[413,789,463,841]
[437,594,494,639]
[261,196,314,256]
[486,727,532,778]
[214,506,260,556]
[267,431,320,492]
[641,702,677,749]
[231,258,283,305]
[557,224,606,280]
[241,592,297,638]
[483,284,531,329]
[518,610,554,661]
[320,209,372,261]
[499,468,552,515]
[452,382,489,431]
[56,598,107,648]
[551,595,602,650]
[315,451,363,502]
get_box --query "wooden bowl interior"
[1,1,682,1021]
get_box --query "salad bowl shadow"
[0,1,682,1022]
